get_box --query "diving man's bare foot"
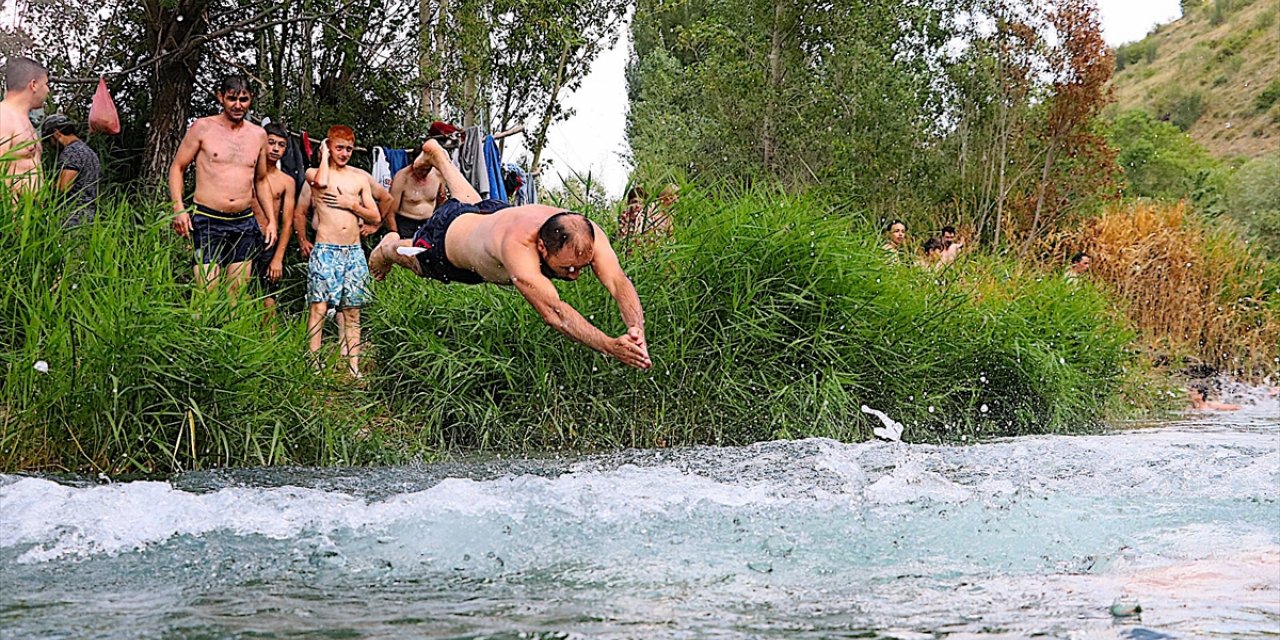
[370,233,400,281]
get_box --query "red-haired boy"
[304,125,380,377]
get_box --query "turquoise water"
[2,399,1277,639]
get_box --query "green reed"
[2,185,1138,473]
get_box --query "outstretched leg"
[416,139,481,204]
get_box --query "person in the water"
[1187,384,1240,411]
[369,140,651,370]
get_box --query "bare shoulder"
[186,116,216,137]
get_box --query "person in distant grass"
[1065,251,1091,281]
[369,139,651,370]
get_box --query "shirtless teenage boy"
[385,150,444,239]
[168,76,274,292]
[369,140,650,369]
[304,126,380,377]
[250,122,297,310]
[0,57,50,196]
[294,160,394,260]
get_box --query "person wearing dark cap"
[42,114,101,227]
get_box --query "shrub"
[1254,80,1280,112]
[1070,201,1278,378]
[0,191,392,474]
[1157,86,1207,131]
[1108,109,1224,205]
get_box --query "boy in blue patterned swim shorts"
[303,126,381,377]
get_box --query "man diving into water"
[369,140,651,370]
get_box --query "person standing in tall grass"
[0,56,49,197]
[168,75,275,294]
[304,127,380,378]
[40,114,100,228]
[1065,251,1091,281]
[882,220,907,254]
[251,122,296,312]
[369,140,651,370]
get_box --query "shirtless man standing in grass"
[305,126,380,377]
[0,57,49,197]
[369,140,650,370]
[384,147,444,239]
[251,122,297,311]
[169,75,274,293]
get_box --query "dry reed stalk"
[1066,201,1278,378]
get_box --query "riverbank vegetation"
[3,0,1276,475]
[2,188,1135,473]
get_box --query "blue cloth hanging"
[483,135,508,203]
[385,148,410,177]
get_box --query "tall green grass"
[2,186,1138,473]
[0,191,391,473]
[365,186,1135,450]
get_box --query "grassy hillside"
[1110,0,1279,159]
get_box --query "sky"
[514,0,1184,199]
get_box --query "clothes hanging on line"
[483,135,508,203]
[279,133,308,196]
[503,163,537,205]
[455,125,489,198]
[384,148,410,178]
[371,147,393,191]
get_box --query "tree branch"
[49,1,355,84]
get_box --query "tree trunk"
[300,0,314,105]
[432,0,448,117]
[141,0,210,183]
[530,44,571,174]
[419,0,435,119]
[463,75,476,128]
[762,1,785,172]
[1019,140,1057,260]
[994,85,1009,248]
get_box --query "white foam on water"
[0,464,784,563]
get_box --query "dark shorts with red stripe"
[411,198,511,285]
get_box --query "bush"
[1156,86,1206,131]
[1254,80,1280,112]
[1227,152,1280,256]
[1108,109,1224,205]
[368,187,1135,449]
[1071,201,1279,378]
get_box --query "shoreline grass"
[4,187,1154,473]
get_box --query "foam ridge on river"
[2,398,1277,639]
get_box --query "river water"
[2,397,1277,639]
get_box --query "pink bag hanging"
[88,77,121,135]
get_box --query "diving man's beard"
[541,262,571,281]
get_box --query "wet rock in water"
[1109,595,1142,617]
[309,548,347,568]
